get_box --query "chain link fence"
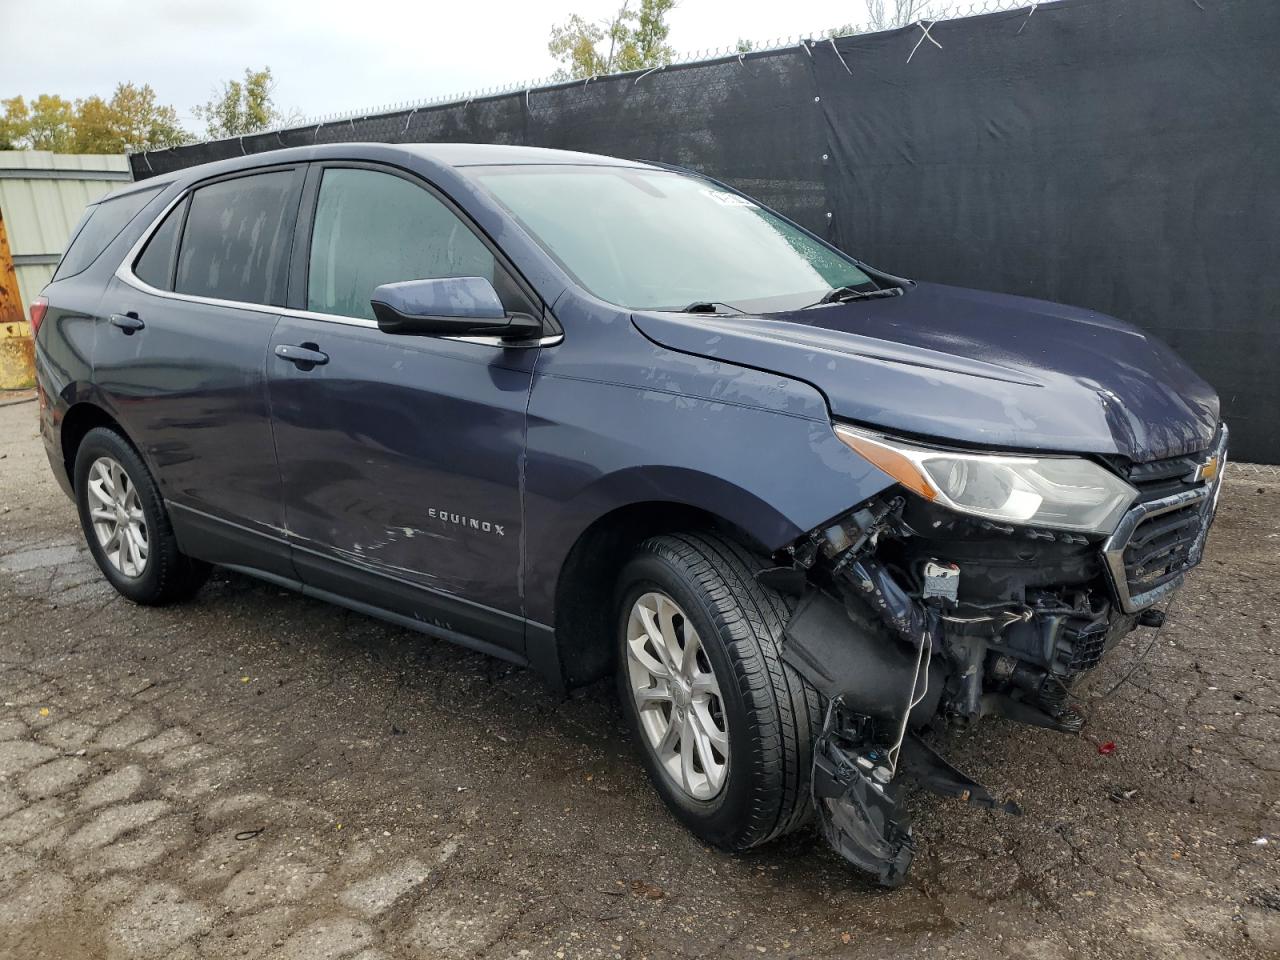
[1228,462,1280,480]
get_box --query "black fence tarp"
[134,0,1280,463]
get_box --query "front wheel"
[615,532,822,851]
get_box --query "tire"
[615,532,822,851]
[73,426,209,605]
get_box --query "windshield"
[471,165,872,312]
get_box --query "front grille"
[1101,427,1227,612]
[1122,499,1205,594]
[1127,453,1207,503]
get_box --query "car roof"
[390,142,653,168]
[124,142,659,196]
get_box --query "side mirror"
[370,277,542,340]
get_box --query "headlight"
[834,424,1137,534]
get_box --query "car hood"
[631,282,1220,462]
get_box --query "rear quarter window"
[52,185,162,281]
[132,198,186,291]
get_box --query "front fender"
[521,370,895,625]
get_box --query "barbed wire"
[301,0,1048,123]
[135,0,1072,156]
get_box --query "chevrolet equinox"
[31,143,1226,885]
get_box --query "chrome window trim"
[1101,424,1228,613]
[114,187,562,347]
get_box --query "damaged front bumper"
[771,429,1228,887]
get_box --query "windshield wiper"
[805,286,905,309]
[681,301,747,315]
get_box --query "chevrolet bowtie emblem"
[1191,455,1219,484]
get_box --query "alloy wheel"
[86,456,149,578]
[626,591,729,800]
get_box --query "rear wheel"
[74,427,209,605]
[615,532,822,851]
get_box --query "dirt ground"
[0,395,1276,960]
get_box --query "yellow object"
[0,151,132,390]
[0,209,34,390]
[0,319,34,390]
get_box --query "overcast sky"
[3,0,882,131]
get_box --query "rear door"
[98,166,304,577]
[266,162,542,654]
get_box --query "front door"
[267,163,541,654]
[97,166,305,578]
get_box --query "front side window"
[175,171,297,305]
[306,168,500,321]
[473,165,873,313]
[53,185,162,281]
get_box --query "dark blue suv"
[31,143,1226,885]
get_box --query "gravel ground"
[0,396,1276,960]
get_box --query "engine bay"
[773,470,1217,885]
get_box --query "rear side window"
[175,171,298,306]
[53,185,161,281]
[306,167,499,321]
[133,198,186,291]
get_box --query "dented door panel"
[267,316,536,642]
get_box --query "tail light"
[28,296,48,337]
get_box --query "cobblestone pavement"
[0,398,1277,960]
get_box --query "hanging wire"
[1095,592,1183,701]
[907,19,944,63]
[633,65,663,86]
[1018,2,1041,34]
[887,633,932,776]
[828,37,854,75]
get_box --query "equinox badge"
[428,507,505,537]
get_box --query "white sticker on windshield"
[701,188,755,208]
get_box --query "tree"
[0,97,30,150]
[866,0,937,30]
[70,96,116,152]
[192,67,285,139]
[0,86,188,154]
[73,83,188,153]
[104,82,187,151]
[548,0,677,81]
[25,94,76,151]
[826,0,936,38]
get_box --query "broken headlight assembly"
[771,425,1198,887]
[834,423,1137,534]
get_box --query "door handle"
[109,313,145,334]
[275,343,329,369]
